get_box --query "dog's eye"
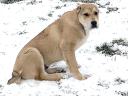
[84,13,89,17]
[94,12,98,15]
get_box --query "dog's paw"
[74,74,88,80]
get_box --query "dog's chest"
[75,30,89,49]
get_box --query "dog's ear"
[76,6,81,13]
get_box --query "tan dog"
[7,3,99,84]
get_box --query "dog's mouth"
[91,25,98,29]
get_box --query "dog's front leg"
[60,43,85,80]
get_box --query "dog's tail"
[7,71,22,85]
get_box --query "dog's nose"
[91,21,97,28]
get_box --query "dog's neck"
[84,26,90,36]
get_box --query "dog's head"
[77,3,99,31]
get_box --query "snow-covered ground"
[0,0,128,96]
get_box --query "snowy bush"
[96,39,128,56]
[96,43,119,56]
[60,0,98,3]
[0,0,23,4]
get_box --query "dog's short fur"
[7,3,99,84]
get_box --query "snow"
[0,0,128,96]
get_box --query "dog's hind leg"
[7,47,62,85]
[24,47,63,81]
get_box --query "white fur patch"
[75,28,90,49]
[75,20,91,50]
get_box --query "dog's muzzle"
[91,21,97,28]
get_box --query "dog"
[7,3,99,84]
